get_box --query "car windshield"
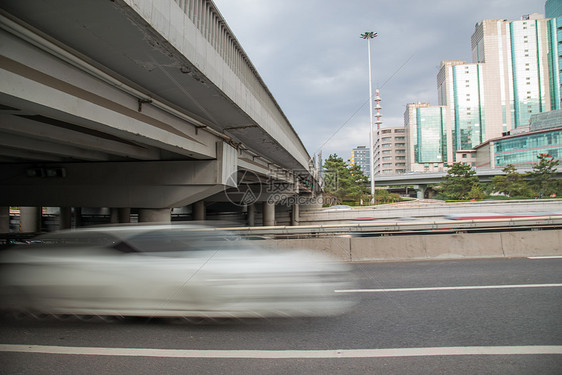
[18,231,120,249]
[123,229,247,253]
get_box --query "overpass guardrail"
[225,216,562,239]
[2,216,562,246]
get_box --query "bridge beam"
[0,142,237,209]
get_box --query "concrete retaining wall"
[263,230,562,261]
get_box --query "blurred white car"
[0,225,356,319]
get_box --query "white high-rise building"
[406,11,560,171]
[374,126,407,174]
[471,14,557,136]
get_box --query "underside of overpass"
[0,0,319,228]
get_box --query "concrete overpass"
[0,0,319,229]
[375,167,562,198]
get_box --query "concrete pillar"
[138,208,171,223]
[193,201,205,221]
[110,208,131,223]
[119,208,131,223]
[291,201,300,226]
[414,185,427,199]
[59,207,72,230]
[74,207,83,228]
[263,201,275,226]
[0,207,9,233]
[247,204,255,227]
[19,206,41,233]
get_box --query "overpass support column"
[291,201,300,226]
[414,185,427,199]
[263,202,275,226]
[193,201,206,221]
[138,208,171,223]
[0,207,9,233]
[110,208,131,224]
[247,204,255,227]
[19,206,41,233]
[59,207,72,230]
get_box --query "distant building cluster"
[354,0,562,176]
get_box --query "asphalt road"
[1,257,561,374]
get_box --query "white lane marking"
[335,284,562,293]
[528,256,562,259]
[0,344,561,358]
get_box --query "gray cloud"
[213,0,547,161]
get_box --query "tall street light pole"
[360,31,377,204]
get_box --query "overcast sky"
[212,0,548,162]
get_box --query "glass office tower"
[437,61,485,155]
[350,146,370,177]
[546,0,562,109]
[404,103,447,172]
[471,14,555,136]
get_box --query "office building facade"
[471,14,558,135]
[475,109,562,168]
[374,126,407,174]
[350,146,370,177]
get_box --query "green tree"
[348,163,370,202]
[491,164,534,198]
[323,154,369,203]
[375,189,401,204]
[441,163,480,200]
[526,153,560,197]
[468,184,487,200]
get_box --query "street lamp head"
[360,32,378,39]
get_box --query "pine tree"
[491,164,533,198]
[323,154,369,203]
[441,163,480,200]
[526,153,560,197]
